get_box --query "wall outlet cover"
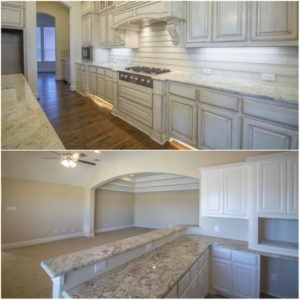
[202,68,212,75]
[214,225,219,232]
[261,73,276,82]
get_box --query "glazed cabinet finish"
[200,164,248,219]
[1,2,24,28]
[82,13,93,46]
[250,2,298,41]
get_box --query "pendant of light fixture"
[60,153,80,168]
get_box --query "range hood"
[111,1,185,46]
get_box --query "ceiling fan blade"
[42,157,59,159]
[78,159,96,166]
[50,151,62,156]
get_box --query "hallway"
[38,73,176,150]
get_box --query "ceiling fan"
[43,151,97,168]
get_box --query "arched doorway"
[93,172,200,234]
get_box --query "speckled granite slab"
[41,226,186,278]
[63,234,298,299]
[2,74,64,149]
[79,62,298,105]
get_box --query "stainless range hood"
[111,1,185,46]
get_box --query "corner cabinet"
[200,163,248,219]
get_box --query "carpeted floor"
[1,227,152,298]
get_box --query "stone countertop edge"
[77,61,298,105]
[41,225,187,278]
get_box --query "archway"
[93,172,200,234]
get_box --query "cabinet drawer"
[118,97,152,127]
[232,251,258,266]
[97,67,106,75]
[211,246,232,260]
[88,66,97,73]
[169,82,197,100]
[119,82,152,108]
[178,270,191,297]
[198,88,239,111]
[105,69,114,78]
[242,99,298,128]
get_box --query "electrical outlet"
[271,273,278,282]
[94,261,106,273]
[202,68,212,75]
[214,225,219,232]
[6,206,16,211]
[261,73,275,82]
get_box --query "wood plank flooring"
[38,73,178,150]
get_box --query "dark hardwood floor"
[38,73,178,150]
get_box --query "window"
[36,26,56,62]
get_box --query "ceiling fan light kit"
[61,159,77,168]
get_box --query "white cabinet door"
[105,79,116,105]
[250,2,298,41]
[1,5,24,28]
[198,261,209,298]
[169,95,197,147]
[96,75,106,99]
[88,72,97,95]
[213,1,247,42]
[211,258,232,297]
[242,117,298,150]
[224,165,247,218]
[257,159,286,215]
[97,13,107,46]
[82,13,93,45]
[182,275,201,298]
[185,2,212,44]
[106,11,116,45]
[287,157,298,217]
[198,104,240,149]
[201,169,223,216]
[232,263,258,298]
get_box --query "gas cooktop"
[124,66,171,75]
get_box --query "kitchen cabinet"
[76,64,87,95]
[82,1,94,15]
[198,104,240,149]
[105,78,116,105]
[185,1,212,44]
[211,246,260,298]
[88,67,97,95]
[213,1,247,42]
[250,2,298,42]
[82,13,93,46]
[97,13,107,46]
[96,74,106,99]
[242,117,298,150]
[169,95,197,147]
[200,163,248,219]
[1,2,24,28]
[106,11,118,45]
[287,156,298,216]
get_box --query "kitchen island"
[1,74,64,149]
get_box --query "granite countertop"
[63,234,298,298]
[1,74,64,149]
[78,61,298,105]
[41,225,186,278]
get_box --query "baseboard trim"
[95,225,133,233]
[133,224,160,229]
[2,232,84,250]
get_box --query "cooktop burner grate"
[124,66,171,75]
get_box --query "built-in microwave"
[82,46,93,61]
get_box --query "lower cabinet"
[76,67,86,94]
[198,104,240,149]
[211,246,260,298]
[169,95,197,147]
[105,78,116,105]
[88,71,97,95]
[242,117,298,150]
[96,74,106,99]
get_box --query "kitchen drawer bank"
[41,226,186,298]
[75,63,298,149]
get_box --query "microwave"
[82,46,93,61]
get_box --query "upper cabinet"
[250,2,298,41]
[200,163,248,219]
[185,1,212,44]
[82,13,94,46]
[185,1,298,47]
[1,1,24,29]
[213,1,247,42]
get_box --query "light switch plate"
[261,73,275,82]
[94,260,107,273]
[214,225,219,232]
[202,68,212,75]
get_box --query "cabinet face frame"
[250,1,298,41]
[286,157,298,217]
[213,1,247,42]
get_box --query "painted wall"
[1,178,85,245]
[261,256,298,298]
[36,1,70,80]
[108,23,298,87]
[134,190,199,228]
[95,189,134,232]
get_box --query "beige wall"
[134,190,199,228]
[2,178,85,244]
[36,1,70,80]
[95,189,134,231]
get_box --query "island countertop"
[63,234,298,298]
[1,74,64,149]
